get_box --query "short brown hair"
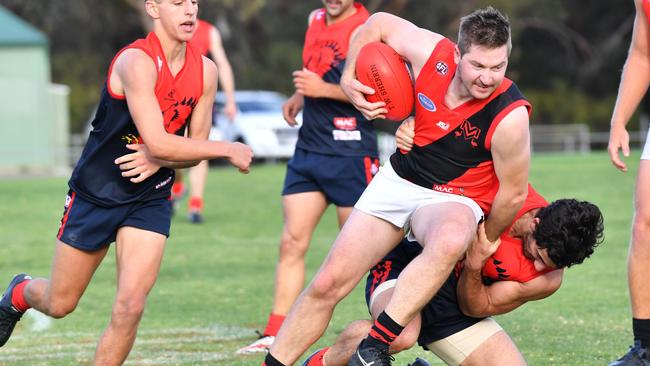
[457,7,511,56]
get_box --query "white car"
[210,90,299,160]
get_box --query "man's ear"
[454,45,461,64]
[144,0,160,20]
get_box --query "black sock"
[365,311,405,351]
[264,353,286,366]
[633,318,650,348]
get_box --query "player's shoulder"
[308,8,324,25]
[113,48,156,77]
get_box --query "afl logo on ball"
[435,61,448,75]
[417,93,436,112]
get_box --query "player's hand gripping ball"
[356,41,414,121]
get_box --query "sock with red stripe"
[263,313,286,337]
[188,197,204,213]
[364,311,404,351]
[263,352,286,366]
[304,347,330,366]
[11,280,31,313]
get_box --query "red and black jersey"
[69,32,204,207]
[481,185,555,283]
[190,19,213,57]
[390,38,531,214]
[297,3,377,157]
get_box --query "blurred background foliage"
[0,0,640,133]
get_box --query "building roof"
[0,6,47,46]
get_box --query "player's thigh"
[461,330,525,366]
[634,160,650,218]
[48,239,109,304]
[410,201,478,252]
[114,198,172,297]
[114,226,167,298]
[314,209,404,294]
[282,191,329,240]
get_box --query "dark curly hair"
[533,199,604,268]
[458,6,512,56]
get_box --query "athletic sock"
[263,313,286,337]
[633,318,650,348]
[365,311,404,351]
[305,347,330,366]
[188,197,203,213]
[171,182,185,198]
[263,352,286,366]
[11,280,31,313]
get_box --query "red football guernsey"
[190,19,213,57]
[481,185,555,283]
[390,38,532,214]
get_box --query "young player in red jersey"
[264,7,530,366]
[240,0,380,356]
[0,1,252,364]
[608,0,650,364]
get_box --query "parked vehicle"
[211,90,299,160]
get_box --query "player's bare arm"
[609,0,650,172]
[457,223,563,317]
[484,106,530,242]
[210,27,237,120]
[112,48,253,172]
[395,117,415,152]
[340,12,442,119]
[458,266,563,318]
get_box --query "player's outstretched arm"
[484,106,530,242]
[609,0,650,172]
[112,48,252,172]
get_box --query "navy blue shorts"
[282,148,379,207]
[365,240,484,347]
[56,190,172,251]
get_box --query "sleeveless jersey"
[68,32,204,207]
[481,185,555,283]
[297,3,378,157]
[390,38,531,214]
[190,19,213,57]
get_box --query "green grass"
[0,151,640,365]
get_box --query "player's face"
[155,0,198,42]
[456,44,508,100]
[322,0,354,19]
[522,234,557,272]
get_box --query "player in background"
[299,119,603,366]
[172,17,238,223]
[0,1,252,364]
[264,7,531,366]
[608,0,650,364]
[237,0,379,355]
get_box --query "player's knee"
[279,230,309,260]
[112,296,146,320]
[423,229,469,261]
[47,299,78,319]
[633,211,650,239]
[307,271,348,303]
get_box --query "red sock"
[11,280,31,313]
[188,197,203,212]
[171,182,185,198]
[304,347,330,366]
[263,313,286,336]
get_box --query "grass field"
[0,151,640,365]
